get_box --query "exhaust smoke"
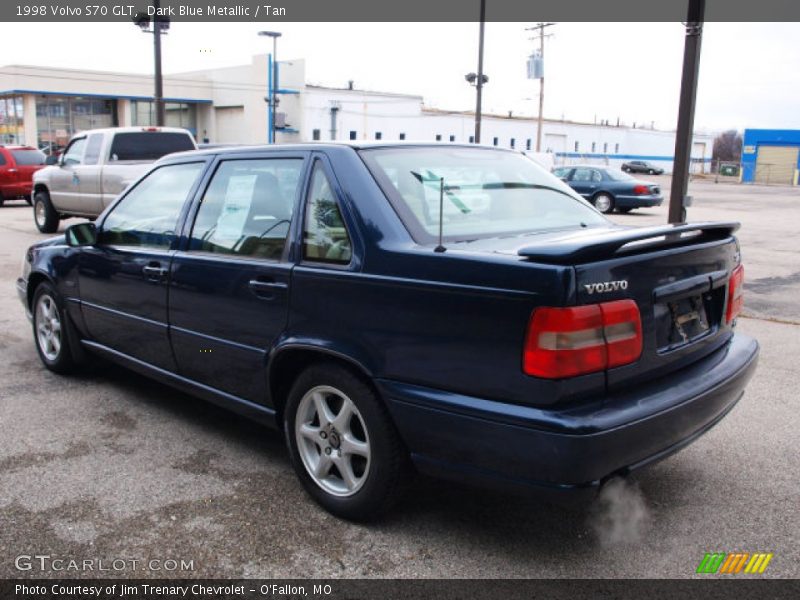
[589,477,651,546]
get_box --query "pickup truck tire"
[0,193,4,207]
[25,194,32,206]
[592,193,615,214]
[33,190,59,233]
[32,282,80,374]
[285,363,409,521]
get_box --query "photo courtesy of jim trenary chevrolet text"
[0,0,799,598]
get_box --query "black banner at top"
[3,0,800,22]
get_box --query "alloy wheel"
[295,385,371,497]
[35,294,62,361]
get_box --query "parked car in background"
[0,146,46,207]
[18,143,757,520]
[621,160,664,175]
[553,165,663,214]
[32,126,197,233]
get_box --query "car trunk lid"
[516,222,740,391]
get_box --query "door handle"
[142,264,168,282]
[248,278,288,298]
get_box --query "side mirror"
[45,155,58,166]
[65,222,97,247]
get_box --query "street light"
[258,30,282,144]
[133,1,169,126]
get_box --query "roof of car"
[165,141,518,160]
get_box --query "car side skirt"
[80,340,279,428]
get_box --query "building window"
[349,130,357,140]
[603,142,608,154]
[526,139,531,151]
[615,143,619,154]
[449,135,455,142]
[510,138,515,149]
[435,134,442,141]
[493,137,498,146]
[375,132,382,140]
[312,129,321,141]
[469,135,475,144]
[0,95,24,144]
[591,142,596,153]
[399,132,406,140]
[35,95,118,151]
[574,141,580,152]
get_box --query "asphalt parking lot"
[0,178,798,579]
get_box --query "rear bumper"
[615,194,663,208]
[378,333,758,499]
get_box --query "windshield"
[606,168,635,181]
[360,147,608,242]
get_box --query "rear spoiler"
[517,221,740,265]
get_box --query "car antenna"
[435,177,446,253]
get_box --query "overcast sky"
[3,21,799,132]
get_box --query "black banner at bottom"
[2,579,799,600]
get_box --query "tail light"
[726,264,744,324]
[633,184,650,195]
[523,300,642,379]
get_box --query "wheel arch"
[33,183,50,197]
[26,271,55,310]
[267,343,381,429]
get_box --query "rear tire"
[0,193,4,207]
[32,282,80,374]
[592,193,615,214]
[284,363,409,521]
[25,194,32,206]
[33,190,59,233]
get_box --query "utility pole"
[474,0,486,144]
[153,0,165,126]
[669,0,705,224]
[526,22,555,152]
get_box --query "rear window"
[360,147,607,243]
[109,132,195,161]
[10,149,46,165]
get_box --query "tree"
[712,130,743,163]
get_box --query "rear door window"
[83,133,104,165]
[303,162,352,264]
[109,132,196,161]
[189,158,304,260]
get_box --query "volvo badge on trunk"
[584,280,629,294]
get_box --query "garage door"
[214,106,246,144]
[755,145,799,185]
[544,133,567,155]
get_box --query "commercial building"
[741,129,800,185]
[1,56,712,173]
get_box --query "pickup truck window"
[361,147,607,243]
[83,133,104,166]
[109,132,196,161]
[189,158,303,260]
[62,138,86,166]
[303,161,352,264]
[100,162,204,249]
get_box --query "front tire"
[648,169,655,175]
[25,194,32,206]
[32,283,80,374]
[34,190,59,233]
[285,363,409,521]
[592,193,615,214]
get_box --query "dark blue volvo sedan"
[17,144,758,520]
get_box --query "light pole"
[133,1,168,126]
[473,0,486,144]
[259,31,282,144]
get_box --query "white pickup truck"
[32,126,197,232]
